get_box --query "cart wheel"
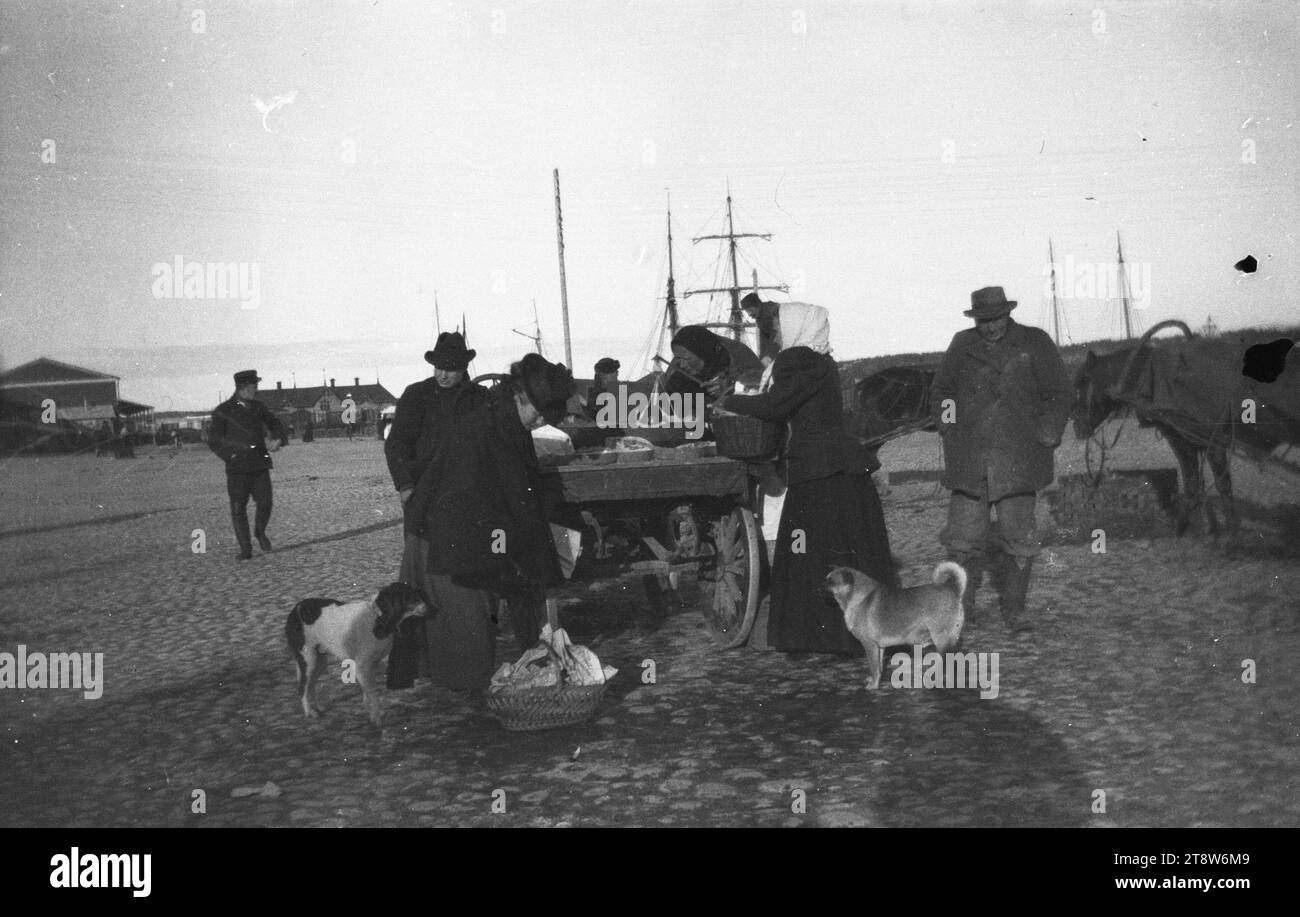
[700,506,762,648]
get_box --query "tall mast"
[665,191,678,338]
[553,169,574,369]
[725,188,741,339]
[1049,238,1062,346]
[1117,231,1133,341]
[685,184,788,342]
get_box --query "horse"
[852,364,938,443]
[1072,345,1238,537]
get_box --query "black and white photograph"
[1,0,1296,854]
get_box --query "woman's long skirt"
[398,532,495,689]
[769,471,898,655]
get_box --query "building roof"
[0,357,120,385]
[258,382,397,413]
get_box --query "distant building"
[257,376,396,435]
[0,357,154,430]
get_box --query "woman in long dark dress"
[406,354,575,691]
[718,303,897,655]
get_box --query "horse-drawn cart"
[540,453,767,649]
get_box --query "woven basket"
[486,599,609,731]
[486,682,608,731]
[711,412,782,460]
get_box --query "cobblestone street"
[1,436,1297,827]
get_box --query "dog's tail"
[932,561,967,599]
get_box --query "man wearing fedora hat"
[930,286,1072,632]
[404,351,577,694]
[385,331,484,507]
[386,332,487,641]
[209,370,288,560]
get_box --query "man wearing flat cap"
[930,286,1071,632]
[584,357,621,423]
[209,370,288,560]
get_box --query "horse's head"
[1072,350,1111,440]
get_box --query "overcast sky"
[1,0,1295,411]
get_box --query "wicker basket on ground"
[486,599,610,731]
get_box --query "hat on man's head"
[964,286,1018,320]
[740,292,764,313]
[233,369,261,387]
[514,353,575,427]
[425,332,476,369]
[594,357,620,375]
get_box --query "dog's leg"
[301,650,324,718]
[356,660,382,726]
[866,641,884,690]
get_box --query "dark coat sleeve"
[384,383,423,492]
[207,405,233,462]
[1030,329,1073,446]
[485,410,563,589]
[930,333,962,432]
[724,350,820,421]
[259,402,287,442]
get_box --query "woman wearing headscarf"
[406,353,576,693]
[717,303,898,655]
[664,325,765,402]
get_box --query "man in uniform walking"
[209,369,287,560]
[930,287,1071,632]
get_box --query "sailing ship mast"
[1048,238,1063,346]
[665,193,678,339]
[683,184,787,342]
[1117,231,1134,341]
[554,169,574,368]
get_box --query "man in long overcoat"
[209,369,287,560]
[930,287,1071,631]
[405,354,575,692]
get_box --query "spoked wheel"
[699,505,762,648]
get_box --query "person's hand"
[268,439,281,453]
[1037,432,1061,448]
[400,487,414,505]
[702,377,726,399]
[711,390,728,412]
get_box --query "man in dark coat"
[209,369,287,560]
[405,353,575,691]
[383,332,488,687]
[930,286,1072,631]
[385,332,486,506]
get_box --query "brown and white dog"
[284,582,431,725]
[825,562,967,690]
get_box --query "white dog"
[284,582,431,725]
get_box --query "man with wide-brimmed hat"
[930,286,1071,632]
[385,331,483,504]
[208,369,288,560]
[402,351,577,697]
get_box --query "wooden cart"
[540,455,767,648]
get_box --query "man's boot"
[949,552,984,626]
[253,503,273,552]
[230,503,253,560]
[999,554,1035,633]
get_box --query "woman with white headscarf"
[717,302,898,655]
